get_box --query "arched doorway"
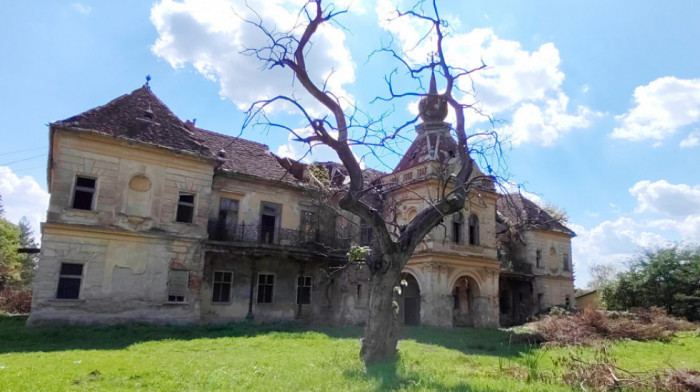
[452,275,481,327]
[400,273,421,326]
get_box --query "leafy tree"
[0,218,22,291]
[601,247,700,321]
[588,263,618,290]
[17,217,38,287]
[0,194,4,217]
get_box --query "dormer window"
[144,107,154,120]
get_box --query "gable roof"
[496,193,575,236]
[52,85,213,159]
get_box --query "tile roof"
[496,193,575,236]
[53,85,213,158]
[191,126,302,186]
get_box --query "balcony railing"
[207,220,351,250]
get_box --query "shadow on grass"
[345,355,526,392]
[0,314,525,359]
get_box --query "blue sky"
[1,0,699,287]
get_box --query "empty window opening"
[297,276,312,305]
[212,271,233,303]
[257,274,275,303]
[168,270,189,302]
[452,212,464,244]
[565,295,571,309]
[563,253,570,271]
[57,263,84,299]
[217,198,239,236]
[176,193,195,223]
[468,214,480,245]
[536,250,542,268]
[72,176,96,210]
[260,203,280,244]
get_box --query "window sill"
[163,301,189,306]
[210,302,232,306]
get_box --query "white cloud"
[0,167,50,239]
[151,0,356,115]
[612,77,700,142]
[573,179,700,287]
[629,180,700,217]
[375,0,600,146]
[680,131,699,148]
[71,3,92,15]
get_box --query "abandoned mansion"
[28,84,576,328]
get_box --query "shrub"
[0,288,32,314]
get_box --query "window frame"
[211,270,234,303]
[562,253,570,271]
[468,214,480,245]
[536,249,543,268]
[167,269,190,303]
[452,212,464,244]
[296,275,312,305]
[175,192,197,223]
[56,262,84,299]
[71,175,97,211]
[256,273,275,304]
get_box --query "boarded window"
[297,276,312,305]
[176,193,195,223]
[468,214,480,245]
[360,220,373,246]
[56,263,83,299]
[168,270,189,302]
[212,271,233,303]
[257,274,274,303]
[72,176,96,210]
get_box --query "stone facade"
[28,85,575,328]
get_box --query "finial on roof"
[418,69,448,124]
[145,74,151,88]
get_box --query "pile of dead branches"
[525,307,697,346]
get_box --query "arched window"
[452,212,464,244]
[468,214,479,245]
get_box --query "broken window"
[468,214,480,245]
[217,198,239,238]
[212,271,233,303]
[300,210,318,242]
[176,193,195,223]
[260,202,280,244]
[72,176,96,210]
[296,276,312,305]
[56,263,83,299]
[452,212,464,244]
[257,274,274,303]
[168,270,189,302]
[563,253,570,271]
[536,250,542,268]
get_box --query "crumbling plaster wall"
[28,228,204,325]
[30,130,215,325]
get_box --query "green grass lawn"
[0,316,697,391]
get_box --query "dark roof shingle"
[53,85,213,158]
[497,193,575,236]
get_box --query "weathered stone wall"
[28,227,204,325]
[48,130,213,236]
[200,250,369,325]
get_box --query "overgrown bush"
[0,288,32,314]
[526,307,696,346]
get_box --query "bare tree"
[242,0,505,364]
